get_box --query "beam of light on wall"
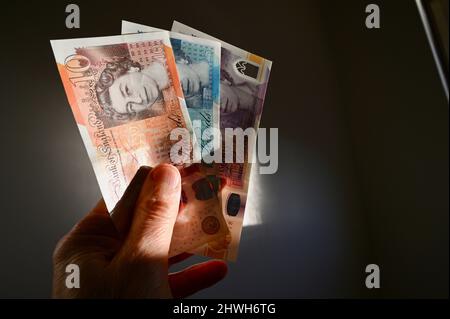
[243,162,264,226]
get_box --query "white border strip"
[415,0,449,102]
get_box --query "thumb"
[121,164,181,260]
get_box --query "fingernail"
[150,164,180,191]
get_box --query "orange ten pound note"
[51,32,196,212]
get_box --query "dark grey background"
[0,0,448,298]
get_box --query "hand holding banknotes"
[52,164,227,298]
[51,21,272,262]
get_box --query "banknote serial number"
[173,303,276,317]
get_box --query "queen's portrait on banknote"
[173,44,210,108]
[94,57,170,127]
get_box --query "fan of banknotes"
[50,21,272,261]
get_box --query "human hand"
[52,164,228,298]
